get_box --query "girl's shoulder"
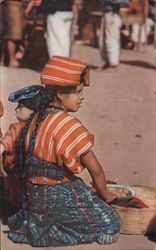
[47,110,82,125]
[46,110,91,138]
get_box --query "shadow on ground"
[120,60,156,70]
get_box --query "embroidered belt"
[26,156,73,185]
[27,175,71,185]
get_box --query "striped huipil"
[25,110,94,176]
[8,110,121,247]
[1,122,25,210]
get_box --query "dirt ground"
[0,42,156,249]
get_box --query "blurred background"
[0,0,156,70]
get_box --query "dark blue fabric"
[8,179,121,247]
[26,156,65,180]
[8,85,44,102]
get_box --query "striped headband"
[41,56,90,87]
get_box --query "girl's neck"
[48,102,65,111]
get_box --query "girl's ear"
[56,89,64,102]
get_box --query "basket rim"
[132,184,156,191]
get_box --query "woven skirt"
[8,178,121,247]
[3,1,24,40]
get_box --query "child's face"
[61,83,84,112]
[15,103,33,121]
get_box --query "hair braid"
[22,109,49,177]
[18,112,36,210]
[19,112,36,173]
[19,89,49,211]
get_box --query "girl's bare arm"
[81,150,116,203]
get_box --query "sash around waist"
[27,175,72,185]
[26,156,74,183]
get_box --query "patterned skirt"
[8,178,121,247]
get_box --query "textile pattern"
[8,179,121,247]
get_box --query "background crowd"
[0,0,156,71]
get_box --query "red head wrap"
[41,56,90,87]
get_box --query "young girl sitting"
[7,56,121,247]
[0,85,45,213]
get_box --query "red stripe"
[70,182,91,224]
[90,226,99,241]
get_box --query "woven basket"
[111,185,156,235]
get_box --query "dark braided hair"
[19,88,50,210]
[19,112,36,210]
[19,112,36,175]
[19,88,49,174]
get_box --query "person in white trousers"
[38,0,82,58]
[46,11,74,58]
[99,0,129,68]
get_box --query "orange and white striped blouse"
[25,110,94,174]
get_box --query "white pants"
[131,18,154,44]
[99,12,122,67]
[45,11,73,58]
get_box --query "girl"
[0,85,45,212]
[7,56,121,247]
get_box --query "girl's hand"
[81,150,117,204]
[90,182,117,203]
[101,189,117,204]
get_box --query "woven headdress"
[41,56,90,87]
